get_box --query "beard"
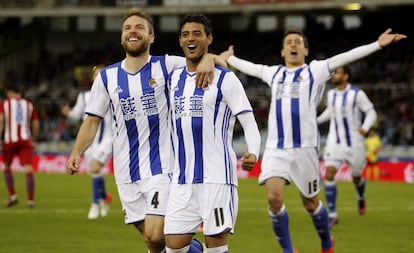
[122,39,150,57]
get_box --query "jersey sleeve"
[85,73,109,119]
[220,70,253,116]
[327,41,381,72]
[165,54,186,74]
[227,55,281,86]
[357,90,377,132]
[68,92,87,121]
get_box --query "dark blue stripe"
[291,68,303,147]
[213,71,226,127]
[222,107,232,184]
[98,121,104,143]
[176,69,187,184]
[117,69,140,181]
[101,64,119,135]
[308,68,314,102]
[276,71,286,148]
[342,90,351,146]
[192,84,204,184]
[141,63,162,176]
[332,93,340,144]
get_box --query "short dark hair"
[341,65,352,80]
[179,14,212,36]
[5,84,22,94]
[282,29,309,48]
[122,7,154,34]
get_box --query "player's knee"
[267,193,283,211]
[325,166,337,180]
[303,197,320,213]
[145,233,165,248]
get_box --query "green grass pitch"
[0,173,413,252]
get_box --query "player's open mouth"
[188,44,197,52]
[291,51,298,56]
[128,38,139,43]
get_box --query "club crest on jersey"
[148,78,157,87]
[114,86,123,93]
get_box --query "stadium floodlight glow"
[342,3,362,11]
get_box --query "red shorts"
[2,140,34,166]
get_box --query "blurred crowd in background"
[1,2,413,151]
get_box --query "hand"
[196,54,215,88]
[378,28,407,48]
[358,128,367,136]
[219,45,235,61]
[61,104,70,116]
[241,152,257,171]
[66,153,81,175]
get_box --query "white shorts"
[84,141,112,168]
[117,173,171,224]
[323,144,366,177]
[259,147,322,198]
[164,183,238,236]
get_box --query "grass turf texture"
[0,173,413,253]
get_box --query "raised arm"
[219,45,267,79]
[328,28,407,72]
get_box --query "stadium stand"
[0,1,413,155]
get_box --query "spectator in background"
[365,128,383,179]
[317,66,377,228]
[0,84,39,207]
[61,64,113,220]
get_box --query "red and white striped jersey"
[0,98,38,144]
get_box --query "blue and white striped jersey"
[323,84,375,147]
[86,55,185,184]
[168,66,253,186]
[228,59,330,149]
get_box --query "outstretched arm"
[219,45,268,79]
[328,28,407,71]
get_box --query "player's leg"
[165,234,198,253]
[201,184,238,253]
[259,148,296,253]
[322,146,343,226]
[144,174,171,252]
[84,153,100,219]
[3,144,18,206]
[118,180,166,252]
[295,148,333,253]
[145,215,168,253]
[265,178,296,253]
[349,146,368,215]
[165,184,202,253]
[323,165,339,226]
[204,232,229,253]
[3,162,18,207]
[302,197,334,253]
[90,159,112,217]
[20,142,35,207]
